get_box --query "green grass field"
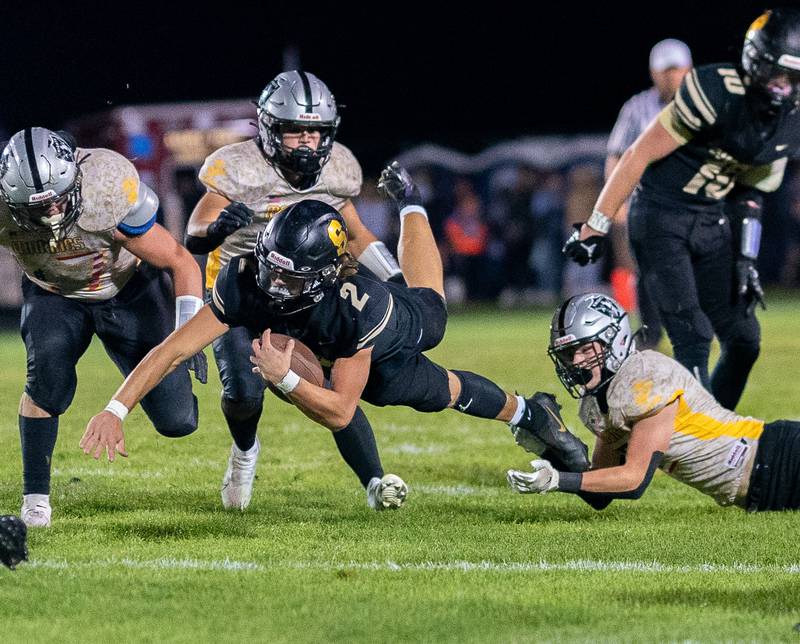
[1,301,800,642]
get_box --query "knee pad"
[451,370,507,419]
[154,395,199,438]
[221,396,264,422]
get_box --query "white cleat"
[366,474,408,511]
[221,438,260,511]
[21,493,52,528]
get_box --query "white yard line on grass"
[27,558,800,575]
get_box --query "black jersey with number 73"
[642,63,800,208]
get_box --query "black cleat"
[511,392,590,472]
[0,515,28,570]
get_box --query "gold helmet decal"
[327,219,347,256]
[746,10,771,40]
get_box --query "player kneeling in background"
[81,164,590,511]
[0,128,206,528]
[507,293,800,512]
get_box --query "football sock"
[19,416,58,495]
[451,370,508,419]
[220,397,263,452]
[333,407,384,488]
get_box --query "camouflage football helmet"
[256,71,340,183]
[0,127,83,240]
[548,293,636,398]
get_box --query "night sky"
[0,1,778,169]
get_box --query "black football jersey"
[209,254,424,366]
[641,63,800,208]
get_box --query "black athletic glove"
[562,223,609,266]
[0,515,28,570]
[187,352,208,385]
[207,202,254,239]
[736,258,766,315]
[378,161,423,211]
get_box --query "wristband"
[175,295,204,329]
[399,205,428,220]
[556,471,583,493]
[274,369,301,394]
[587,209,612,234]
[104,399,129,422]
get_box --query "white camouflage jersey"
[199,139,362,288]
[579,350,764,506]
[0,148,147,301]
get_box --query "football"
[264,333,325,402]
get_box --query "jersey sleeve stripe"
[658,105,694,145]
[685,70,717,125]
[673,92,702,131]
[357,294,394,350]
[211,280,226,316]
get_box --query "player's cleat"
[0,515,28,570]
[366,474,408,510]
[221,437,260,511]
[511,392,590,473]
[20,494,52,528]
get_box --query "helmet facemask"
[548,294,636,399]
[256,71,340,187]
[4,171,83,241]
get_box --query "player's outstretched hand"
[506,460,559,494]
[187,351,208,384]
[0,515,28,570]
[378,161,423,211]
[563,223,609,266]
[80,412,128,462]
[250,329,294,384]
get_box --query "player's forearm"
[170,252,203,298]
[288,381,359,430]
[592,147,650,226]
[110,341,190,410]
[559,452,663,500]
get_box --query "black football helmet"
[254,199,348,315]
[742,8,800,110]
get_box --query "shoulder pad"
[77,148,141,232]
[210,254,252,322]
[199,139,279,201]
[673,64,742,135]
[608,351,683,423]
[320,143,362,199]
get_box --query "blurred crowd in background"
[1,123,800,315]
[353,160,800,309]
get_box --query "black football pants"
[628,194,760,410]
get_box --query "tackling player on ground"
[184,71,403,510]
[565,8,800,411]
[81,164,590,510]
[507,292,800,512]
[0,128,206,527]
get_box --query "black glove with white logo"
[562,223,609,266]
[378,162,424,212]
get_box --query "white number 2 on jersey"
[340,282,370,311]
